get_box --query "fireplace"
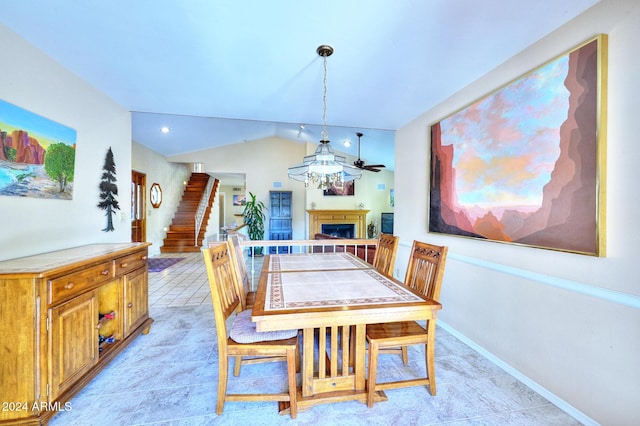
[322,223,356,238]
[307,209,369,239]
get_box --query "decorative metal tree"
[97,147,120,232]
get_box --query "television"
[381,213,394,234]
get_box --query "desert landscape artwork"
[429,36,606,255]
[0,99,77,199]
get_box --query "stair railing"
[194,176,215,246]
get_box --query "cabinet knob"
[64,282,74,290]
[127,303,133,308]
[120,262,128,268]
[141,255,148,260]
[101,270,110,275]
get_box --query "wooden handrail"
[194,177,216,246]
[227,223,247,234]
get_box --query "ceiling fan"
[353,132,386,172]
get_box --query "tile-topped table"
[266,252,372,272]
[251,252,442,413]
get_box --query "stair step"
[170,224,195,231]
[165,234,196,241]
[162,240,199,247]
[160,174,218,253]
[170,221,196,227]
[160,245,202,253]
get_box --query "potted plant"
[241,191,267,256]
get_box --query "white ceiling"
[0,0,600,171]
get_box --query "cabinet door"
[280,191,291,217]
[49,290,98,401]
[123,267,149,337]
[270,192,282,217]
[270,191,292,218]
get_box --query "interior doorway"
[131,170,146,242]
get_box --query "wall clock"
[150,183,162,208]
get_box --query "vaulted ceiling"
[0,1,601,170]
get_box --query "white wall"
[0,24,132,261]
[131,142,191,257]
[394,1,640,424]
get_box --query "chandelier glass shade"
[288,45,363,190]
[288,140,362,189]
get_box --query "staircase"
[160,173,219,253]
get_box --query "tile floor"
[49,252,581,425]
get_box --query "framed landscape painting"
[233,194,246,206]
[429,35,607,256]
[323,180,355,196]
[0,99,77,199]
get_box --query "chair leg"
[426,319,437,395]
[286,347,298,419]
[367,341,379,408]
[425,342,436,395]
[233,355,242,376]
[217,354,229,414]
[401,346,409,364]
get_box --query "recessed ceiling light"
[160,126,170,133]
[343,140,351,147]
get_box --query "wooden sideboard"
[0,243,153,425]
[307,209,370,239]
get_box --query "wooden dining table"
[251,252,442,413]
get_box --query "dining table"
[251,252,442,414]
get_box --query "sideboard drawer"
[114,250,148,276]
[49,261,112,305]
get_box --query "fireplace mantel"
[307,209,370,239]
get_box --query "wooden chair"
[366,240,448,407]
[226,233,256,309]
[372,233,399,276]
[203,243,299,418]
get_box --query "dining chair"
[372,233,399,276]
[227,233,256,309]
[365,240,448,407]
[203,243,299,418]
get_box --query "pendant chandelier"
[288,45,363,189]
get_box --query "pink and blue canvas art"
[429,36,606,255]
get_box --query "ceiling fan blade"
[365,164,385,169]
[363,166,382,172]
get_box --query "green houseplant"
[241,192,267,256]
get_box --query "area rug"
[148,257,185,272]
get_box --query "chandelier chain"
[322,54,328,141]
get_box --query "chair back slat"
[372,233,399,276]
[404,241,448,301]
[227,234,251,309]
[203,243,242,349]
